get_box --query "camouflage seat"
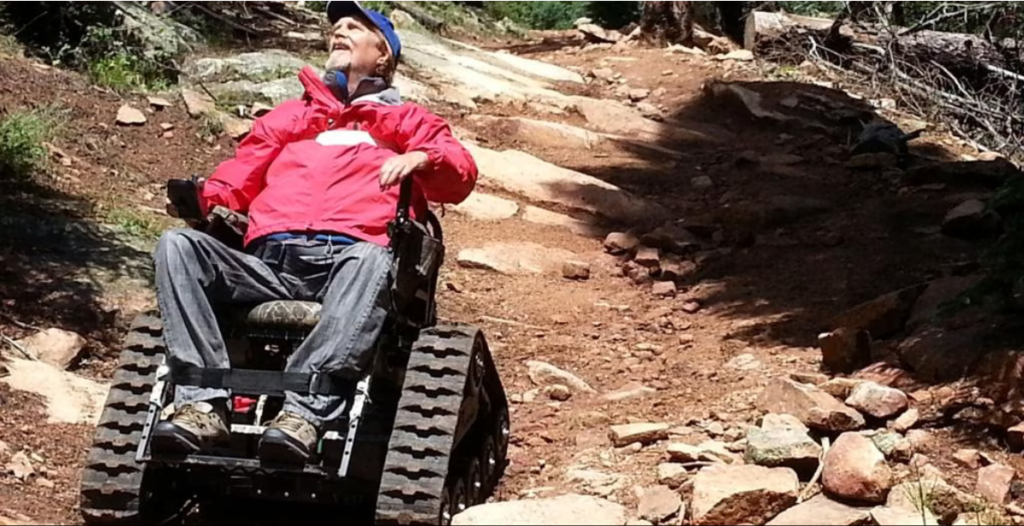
[245,300,322,331]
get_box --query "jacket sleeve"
[395,104,478,205]
[199,103,299,214]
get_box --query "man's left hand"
[380,151,430,190]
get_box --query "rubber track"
[375,324,495,525]
[80,315,164,525]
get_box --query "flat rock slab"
[465,143,667,225]
[757,377,865,432]
[451,192,520,221]
[457,242,577,275]
[744,427,822,476]
[15,327,86,369]
[2,358,108,425]
[766,494,872,525]
[527,361,595,393]
[522,206,605,237]
[452,494,627,525]
[871,506,937,525]
[691,464,800,525]
[609,423,669,447]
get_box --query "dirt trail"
[0,13,1020,526]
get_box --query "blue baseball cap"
[326,1,401,61]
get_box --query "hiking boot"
[151,401,230,454]
[258,411,319,464]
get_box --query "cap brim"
[327,1,368,25]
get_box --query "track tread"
[375,323,509,525]
[80,314,164,525]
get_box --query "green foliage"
[775,1,845,17]
[103,206,163,240]
[484,2,590,30]
[0,105,64,180]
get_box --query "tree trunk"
[716,1,748,44]
[639,1,694,47]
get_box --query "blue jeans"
[153,228,392,426]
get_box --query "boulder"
[896,325,987,383]
[822,433,893,503]
[744,427,822,477]
[115,104,147,126]
[457,243,577,275]
[690,465,800,525]
[905,159,1019,189]
[522,206,604,236]
[182,88,215,117]
[604,232,640,255]
[827,284,928,340]
[845,382,909,419]
[652,282,677,298]
[942,199,1002,240]
[641,224,703,254]
[527,361,595,393]
[887,478,972,525]
[609,423,669,447]
[760,413,809,434]
[757,378,866,432]
[466,115,605,151]
[451,192,520,221]
[818,329,872,374]
[1,358,108,425]
[14,328,86,369]
[634,247,661,268]
[465,143,667,225]
[906,275,982,332]
[638,485,682,524]
[184,50,307,83]
[451,493,627,525]
[570,96,720,146]
[206,77,305,106]
[977,464,1016,505]
[766,494,872,525]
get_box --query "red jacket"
[199,66,478,248]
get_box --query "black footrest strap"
[169,365,351,397]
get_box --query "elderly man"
[151,1,477,465]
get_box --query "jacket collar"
[298,65,401,112]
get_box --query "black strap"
[169,365,351,397]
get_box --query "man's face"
[326,15,386,78]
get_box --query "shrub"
[0,105,63,180]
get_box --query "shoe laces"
[271,412,311,433]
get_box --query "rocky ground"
[2,7,1024,526]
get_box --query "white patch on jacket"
[315,129,378,148]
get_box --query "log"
[744,10,1020,85]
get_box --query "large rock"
[466,115,605,151]
[766,494,872,525]
[114,0,201,60]
[906,275,982,332]
[844,382,909,419]
[457,242,577,275]
[745,427,822,477]
[464,143,667,225]
[757,378,866,432]
[522,206,604,237]
[451,192,520,221]
[942,199,1002,240]
[690,465,800,525]
[822,433,893,504]
[184,50,307,83]
[818,328,872,374]
[827,284,928,340]
[888,477,974,525]
[977,464,1016,505]
[638,485,682,524]
[570,96,722,146]
[658,463,689,489]
[905,159,1020,189]
[527,361,595,393]
[182,88,215,117]
[115,104,147,126]
[1,358,108,425]
[760,413,809,434]
[14,328,86,369]
[896,325,987,382]
[206,77,304,106]
[451,493,627,525]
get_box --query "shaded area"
[0,171,153,370]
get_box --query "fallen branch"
[798,436,830,503]
[0,313,39,331]
[0,333,35,361]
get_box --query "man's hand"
[380,151,430,190]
